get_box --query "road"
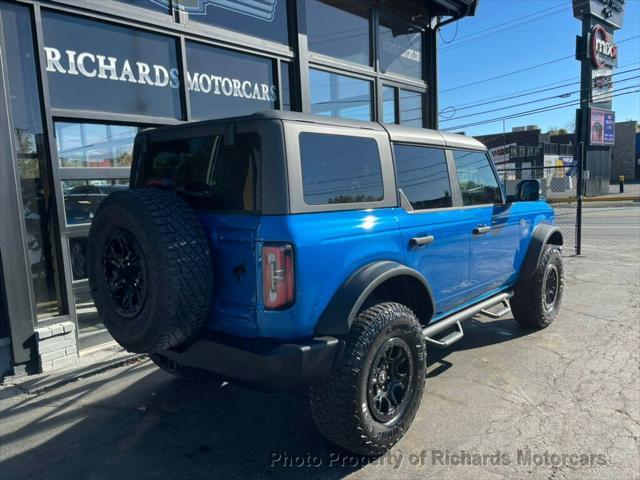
[0,205,638,480]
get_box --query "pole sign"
[573,0,626,30]
[591,68,613,104]
[589,108,615,145]
[590,24,618,67]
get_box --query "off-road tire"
[309,302,426,456]
[511,246,563,329]
[150,353,222,382]
[87,188,213,353]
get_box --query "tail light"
[262,243,294,309]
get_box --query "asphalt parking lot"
[1,205,638,480]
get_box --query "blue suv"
[88,111,564,456]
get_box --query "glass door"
[53,121,140,350]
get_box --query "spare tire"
[87,188,213,353]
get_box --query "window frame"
[450,148,505,207]
[392,143,453,212]
[285,123,396,214]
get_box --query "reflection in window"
[300,133,383,205]
[306,0,370,65]
[310,69,372,121]
[394,145,452,209]
[113,0,170,13]
[1,2,63,318]
[55,122,139,168]
[452,150,502,206]
[382,86,396,124]
[379,12,423,79]
[399,90,423,128]
[189,0,289,45]
[62,179,129,225]
[69,237,89,281]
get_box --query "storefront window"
[382,86,396,124]
[310,69,372,121]
[188,0,289,45]
[0,2,63,319]
[56,123,139,168]
[379,12,423,80]
[186,41,277,121]
[281,62,292,111]
[399,89,423,128]
[306,0,370,66]
[42,10,182,119]
[62,179,130,226]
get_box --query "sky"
[437,0,640,136]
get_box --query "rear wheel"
[512,246,564,328]
[309,302,426,456]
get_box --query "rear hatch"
[133,126,261,337]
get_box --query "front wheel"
[511,246,564,328]
[309,302,426,456]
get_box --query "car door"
[393,143,470,317]
[450,149,520,301]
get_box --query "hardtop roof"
[139,110,486,151]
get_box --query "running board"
[422,292,513,349]
[479,299,512,319]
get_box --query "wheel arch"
[520,223,563,280]
[314,261,435,337]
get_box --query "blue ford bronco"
[88,111,564,456]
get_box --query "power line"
[439,6,571,53]
[439,63,640,115]
[440,75,640,123]
[440,35,640,94]
[442,89,640,132]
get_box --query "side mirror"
[517,179,541,201]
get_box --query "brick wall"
[35,321,79,372]
[611,121,638,181]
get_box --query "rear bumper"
[160,333,341,392]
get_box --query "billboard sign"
[592,68,613,104]
[590,108,615,145]
[573,0,626,30]
[590,24,618,68]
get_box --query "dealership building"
[0,0,477,377]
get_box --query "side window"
[143,133,257,211]
[452,150,502,206]
[393,144,452,209]
[300,133,383,205]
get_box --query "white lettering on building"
[43,46,277,102]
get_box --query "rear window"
[299,132,383,205]
[140,133,258,211]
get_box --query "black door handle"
[472,225,491,235]
[410,235,435,246]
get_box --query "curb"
[4,353,147,395]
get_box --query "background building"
[0,0,477,378]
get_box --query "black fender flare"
[520,223,563,279]
[314,261,434,337]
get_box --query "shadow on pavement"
[0,316,534,480]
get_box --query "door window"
[394,145,452,209]
[452,150,502,206]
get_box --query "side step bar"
[422,292,513,348]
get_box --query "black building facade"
[0,0,476,377]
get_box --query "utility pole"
[573,0,626,197]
